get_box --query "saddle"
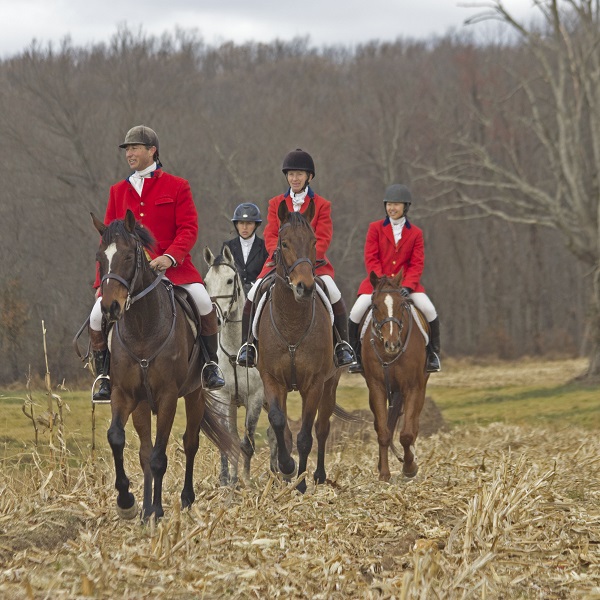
[249,270,333,340]
[173,285,202,338]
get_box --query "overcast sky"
[0,0,539,58]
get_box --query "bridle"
[369,287,414,407]
[101,240,164,311]
[274,221,320,289]
[208,262,242,325]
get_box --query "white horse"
[203,245,276,484]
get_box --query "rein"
[101,243,164,310]
[369,289,415,407]
[102,239,176,411]
[268,220,318,391]
[208,262,245,403]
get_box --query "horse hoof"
[403,463,419,478]
[280,460,297,482]
[117,498,138,520]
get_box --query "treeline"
[0,21,590,384]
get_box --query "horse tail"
[387,391,405,462]
[332,403,365,423]
[201,393,241,464]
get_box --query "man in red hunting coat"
[89,125,224,399]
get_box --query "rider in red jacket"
[348,184,441,373]
[89,125,224,399]
[236,149,356,369]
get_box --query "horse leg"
[241,392,262,480]
[214,387,236,487]
[131,402,153,518]
[368,383,392,482]
[146,396,177,521]
[107,390,138,519]
[265,376,295,478]
[400,387,425,478]
[266,424,278,473]
[295,383,324,494]
[313,377,337,486]
[181,390,204,509]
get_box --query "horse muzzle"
[102,298,125,323]
[291,280,314,301]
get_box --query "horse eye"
[281,242,288,249]
[227,279,233,285]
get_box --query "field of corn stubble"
[1,358,600,599]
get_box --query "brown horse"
[92,210,237,520]
[361,271,429,481]
[256,200,340,494]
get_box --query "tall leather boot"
[426,317,441,373]
[332,298,357,368]
[236,299,256,367]
[200,309,225,390]
[347,319,364,374]
[90,328,111,401]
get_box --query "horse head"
[276,199,316,301]
[369,270,406,355]
[203,245,243,321]
[92,209,155,324]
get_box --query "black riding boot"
[426,317,441,373]
[201,332,225,390]
[332,299,357,368]
[347,320,364,374]
[236,299,256,368]
[90,329,111,401]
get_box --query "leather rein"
[368,288,414,406]
[101,241,176,411]
[268,221,322,391]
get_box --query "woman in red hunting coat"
[236,148,356,369]
[89,125,224,399]
[348,184,441,374]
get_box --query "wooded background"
[0,1,598,384]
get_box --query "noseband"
[101,240,164,310]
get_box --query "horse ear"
[304,198,315,224]
[124,209,136,233]
[369,270,379,288]
[203,246,214,267]
[277,199,290,224]
[91,213,106,235]
[392,270,403,286]
[222,244,234,264]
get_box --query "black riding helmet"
[281,148,316,178]
[231,203,263,224]
[384,184,412,217]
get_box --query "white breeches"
[89,282,213,332]
[349,292,437,324]
[247,274,341,303]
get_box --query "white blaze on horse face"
[104,243,117,273]
[384,294,394,336]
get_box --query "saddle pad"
[361,305,429,346]
[252,285,335,339]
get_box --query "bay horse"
[361,271,429,481]
[256,199,340,494]
[203,245,277,485]
[92,210,237,520]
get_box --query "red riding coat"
[356,217,426,296]
[257,188,335,279]
[94,169,203,288]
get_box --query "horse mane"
[282,210,314,232]
[102,219,156,253]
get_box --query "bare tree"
[426,0,600,376]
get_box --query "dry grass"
[2,418,600,599]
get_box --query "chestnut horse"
[361,271,429,481]
[92,210,237,520]
[256,200,340,494]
